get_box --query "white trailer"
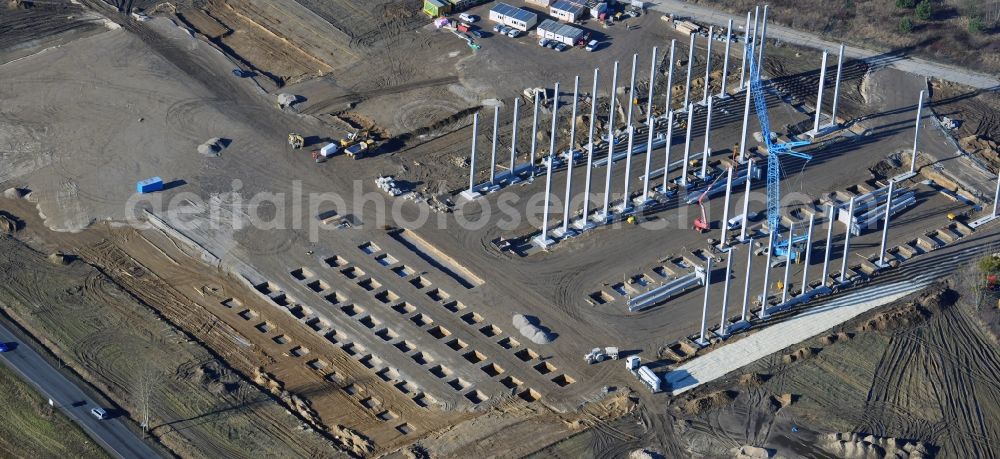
[637,366,662,392]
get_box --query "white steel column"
[740,11,751,88]
[666,40,676,113]
[801,214,815,293]
[759,230,775,319]
[702,26,714,105]
[536,153,555,247]
[569,76,579,154]
[839,196,857,283]
[821,205,835,286]
[811,50,828,135]
[720,167,733,245]
[739,159,753,241]
[740,240,753,322]
[490,105,500,184]
[646,47,658,118]
[878,180,895,267]
[829,44,845,127]
[530,91,540,175]
[718,250,734,337]
[641,116,655,202]
[781,224,794,304]
[468,113,478,193]
[626,53,638,130]
[662,110,675,192]
[738,84,751,162]
[683,33,695,109]
[548,82,560,178]
[578,68,599,228]
[697,257,713,346]
[620,126,635,212]
[720,19,733,97]
[911,90,924,174]
[561,76,580,235]
[680,104,694,186]
[747,7,759,89]
[701,96,713,178]
[994,173,1000,217]
[600,61,620,221]
[510,97,519,178]
[757,5,768,77]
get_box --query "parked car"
[231,68,252,78]
[91,407,108,420]
[498,25,512,35]
[459,13,478,23]
[470,30,483,38]
[538,38,551,47]
[545,40,559,49]
[506,29,521,38]
[493,23,504,33]
[555,42,568,52]
[585,39,600,52]
[0,342,10,352]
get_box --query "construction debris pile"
[375,175,403,196]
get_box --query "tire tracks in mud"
[856,304,1000,458]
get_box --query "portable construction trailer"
[423,0,451,17]
[549,0,587,22]
[136,177,164,194]
[488,2,538,31]
[536,19,586,45]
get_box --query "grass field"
[0,362,107,459]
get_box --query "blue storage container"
[136,177,164,194]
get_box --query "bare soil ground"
[536,282,1000,458]
[687,0,1000,77]
[929,78,1000,169]
[0,198,341,459]
[0,1,109,64]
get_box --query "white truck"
[344,141,369,160]
[320,142,339,158]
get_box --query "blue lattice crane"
[745,21,811,258]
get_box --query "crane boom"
[745,27,811,233]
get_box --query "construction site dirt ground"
[530,283,1000,458]
[3,0,1000,457]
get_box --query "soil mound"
[0,212,22,234]
[682,390,737,415]
[781,346,818,364]
[820,433,932,458]
[47,252,73,265]
[197,137,226,157]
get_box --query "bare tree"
[132,363,159,434]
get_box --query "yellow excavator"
[288,133,305,149]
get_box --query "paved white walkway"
[665,241,974,394]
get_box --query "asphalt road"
[0,322,161,459]
[649,0,1000,89]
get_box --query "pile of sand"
[960,135,998,159]
[781,346,818,364]
[47,252,73,265]
[277,93,299,108]
[197,137,226,157]
[732,445,771,458]
[820,433,931,458]
[682,390,737,416]
[512,313,554,344]
[3,187,26,199]
[0,211,22,234]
